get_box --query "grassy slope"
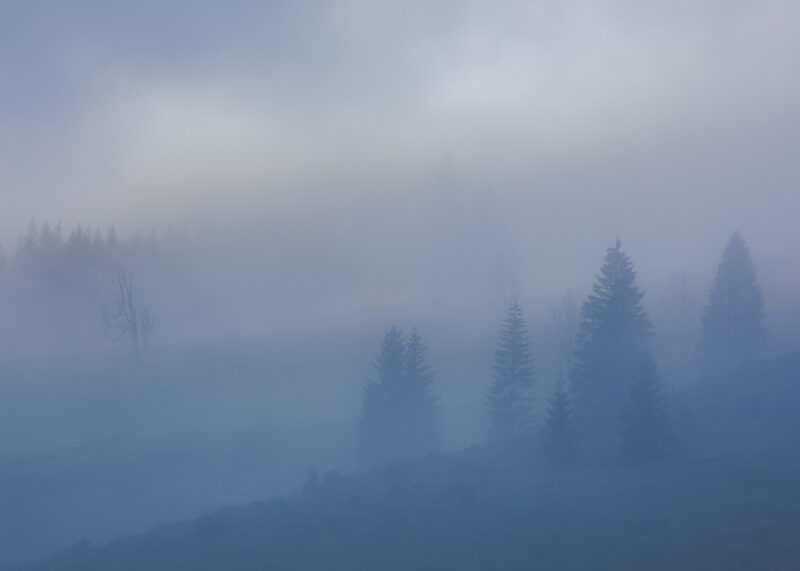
[13,351,800,570]
[0,344,357,569]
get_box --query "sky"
[1,0,799,313]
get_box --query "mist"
[1,1,800,569]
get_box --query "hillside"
[13,352,800,570]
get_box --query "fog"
[1,1,800,569]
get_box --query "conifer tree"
[620,355,671,461]
[571,238,653,437]
[358,327,405,465]
[357,326,440,466]
[698,232,766,377]
[486,300,536,441]
[403,328,440,451]
[542,371,575,463]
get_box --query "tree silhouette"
[542,371,575,463]
[620,355,672,461]
[698,232,766,377]
[571,238,653,438]
[357,327,439,466]
[486,300,536,442]
[402,328,441,451]
[103,271,155,361]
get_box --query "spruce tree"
[698,232,766,377]
[542,372,575,463]
[571,238,653,438]
[402,328,440,453]
[358,327,405,465]
[620,355,671,461]
[486,300,536,442]
[357,326,440,466]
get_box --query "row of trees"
[485,238,670,461]
[7,220,159,289]
[358,232,767,465]
[0,220,163,361]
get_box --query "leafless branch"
[102,271,154,360]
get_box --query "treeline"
[0,220,188,358]
[357,233,768,466]
[0,220,162,291]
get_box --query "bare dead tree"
[103,271,155,360]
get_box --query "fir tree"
[571,238,653,438]
[402,328,440,452]
[620,355,671,461]
[358,327,405,465]
[486,300,536,441]
[698,232,766,377]
[357,326,440,466]
[542,371,575,463]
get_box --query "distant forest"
[0,220,213,358]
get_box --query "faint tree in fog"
[102,271,155,360]
[542,371,575,463]
[543,291,579,374]
[698,232,766,378]
[357,327,440,466]
[620,354,672,461]
[358,327,406,466]
[485,300,536,441]
[105,226,118,250]
[403,328,441,450]
[570,239,653,441]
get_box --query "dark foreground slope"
[14,352,800,571]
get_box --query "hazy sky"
[1,1,799,302]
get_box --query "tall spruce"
[571,239,653,438]
[543,371,575,463]
[620,354,671,461]
[403,328,441,451]
[698,232,766,377]
[357,326,439,466]
[486,300,536,441]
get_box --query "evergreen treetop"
[486,300,536,442]
[358,326,440,466]
[403,328,439,417]
[372,326,406,403]
[571,238,653,433]
[698,232,766,376]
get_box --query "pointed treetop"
[697,231,766,375]
[486,300,536,441]
[373,326,405,384]
[581,238,653,342]
[703,231,764,330]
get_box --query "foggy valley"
[1,1,800,569]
